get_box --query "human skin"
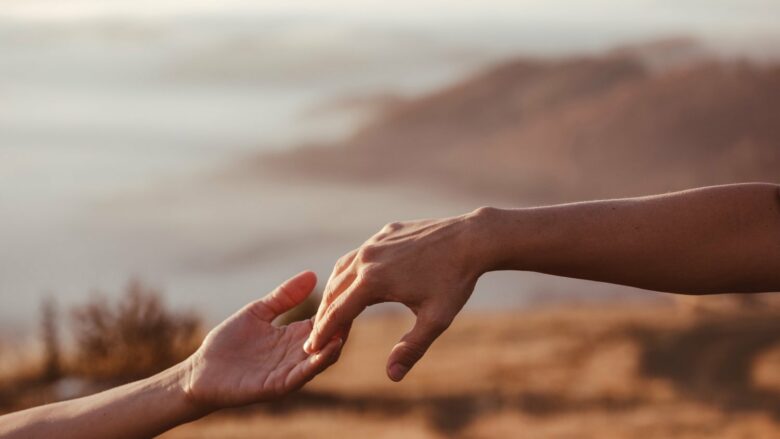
[0,271,342,439]
[305,183,780,382]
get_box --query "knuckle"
[472,206,497,217]
[365,233,384,244]
[357,244,381,262]
[383,221,403,233]
[357,264,382,285]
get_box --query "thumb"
[249,271,317,322]
[386,309,453,382]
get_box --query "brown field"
[161,304,780,439]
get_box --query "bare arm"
[0,272,342,439]
[0,366,202,439]
[484,182,780,294]
[306,183,780,381]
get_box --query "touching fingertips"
[304,327,322,353]
[311,327,329,351]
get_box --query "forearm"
[474,183,780,294]
[0,361,209,439]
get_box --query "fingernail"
[303,339,313,353]
[388,363,409,382]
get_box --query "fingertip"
[275,271,318,308]
[306,329,321,353]
[303,334,320,355]
[308,324,328,353]
[310,337,340,365]
[293,270,317,291]
[387,363,410,382]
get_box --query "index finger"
[314,250,358,324]
[307,281,372,352]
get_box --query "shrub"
[70,280,203,382]
[40,297,62,382]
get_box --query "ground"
[161,304,780,438]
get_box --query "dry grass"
[161,305,780,439]
[4,297,780,437]
[69,280,203,381]
[0,281,204,411]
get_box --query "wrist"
[168,357,216,421]
[465,206,548,273]
[462,206,510,275]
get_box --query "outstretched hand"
[305,211,489,382]
[185,271,343,409]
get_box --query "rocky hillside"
[267,50,780,203]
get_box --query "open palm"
[184,272,342,409]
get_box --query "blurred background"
[1,0,779,437]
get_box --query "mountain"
[264,49,780,203]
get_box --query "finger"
[370,221,402,242]
[314,250,358,324]
[308,282,371,352]
[284,337,343,392]
[314,266,357,326]
[305,264,359,354]
[332,249,358,281]
[336,321,353,347]
[386,309,453,382]
[248,271,317,322]
[323,321,353,362]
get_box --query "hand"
[184,271,342,409]
[305,210,490,381]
